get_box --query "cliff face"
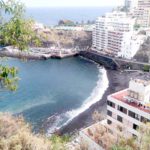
[36,29,92,50]
[134,36,150,63]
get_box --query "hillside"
[36,29,92,50]
[134,36,150,63]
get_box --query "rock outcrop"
[36,29,92,50]
[134,36,150,63]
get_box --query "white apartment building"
[138,0,150,8]
[127,0,150,9]
[92,12,143,59]
[127,0,150,27]
[133,8,150,27]
[107,79,150,137]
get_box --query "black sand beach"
[60,69,146,134]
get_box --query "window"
[107,119,112,125]
[128,111,140,120]
[107,110,112,116]
[107,100,115,108]
[141,116,150,123]
[117,115,123,123]
[118,105,127,114]
[133,124,139,130]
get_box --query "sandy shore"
[60,69,145,134]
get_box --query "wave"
[65,67,109,122]
[47,66,109,136]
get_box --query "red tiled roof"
[111,90,150,114]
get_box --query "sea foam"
[47,66,109,135]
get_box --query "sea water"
[0,57,108,132]
[26,7,113,26]
[0,6,110,132]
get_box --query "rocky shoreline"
[0,47,78,60]
[0,47,148,136]
[59,69,147,135]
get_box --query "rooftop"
[111,89,150,114]
[131,78,150,86]
[81,121,116,150]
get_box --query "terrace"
[111,90,150,114]
[80,121,116,150]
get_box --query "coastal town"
[67,0,150,149]
[1,0,150,150]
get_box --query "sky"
[20,0,124,8]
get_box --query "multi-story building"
[127,0,150,9]
[78,78,150,149]
[133,8,150,28]
[138,0,150,8]
[92,16,108,52]
[92,12,144,59]
[107,79,150,137]
[127,0,150,27]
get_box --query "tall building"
[133,8,150,28]
[107,79,150,137]
[128,0,150,27]
[92,11,143,59]
[138,0,150,8]
[127,0,150,9]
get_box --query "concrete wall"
[79,50,150,71]
[79,51,118,70]
[115,59,150,70]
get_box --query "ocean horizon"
[26,6,113,26]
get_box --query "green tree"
[0,0,42,91]
[143,65,150,72]
[50,135,70,150]
[0,0,41,50]
[0,1,70,150]
[0,65,18,91]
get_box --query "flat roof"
[131,79,150,86]
[81,121,116,149]
[111,90,150,114]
